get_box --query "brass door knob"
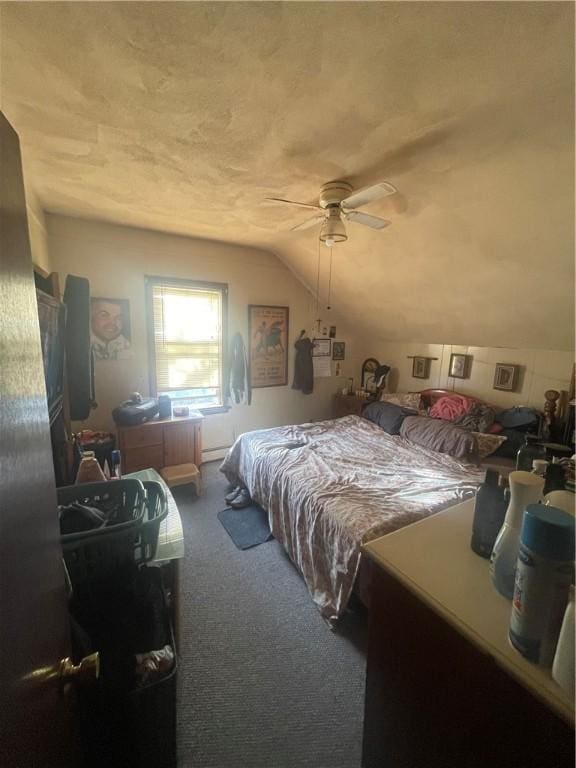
[59,652,100,684]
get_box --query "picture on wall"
[493,363,519,392]
[248,304,289,388]
[332,341,346,361]
[312,338,331,357]
[449,353,471,379]
[412,356,431,379]
[91,297,132,360]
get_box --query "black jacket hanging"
[63,275,96,421]
[292,335,314,395]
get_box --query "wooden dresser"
[362,499,574,768]
[117,413,203,474]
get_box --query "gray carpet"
[173,461,367,768]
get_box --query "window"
[146,277,227,410]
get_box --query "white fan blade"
[291,214,325,232]
[344,210,390,230]
[264,197,321,210]
[341,182,397,210]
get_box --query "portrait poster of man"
[91,297,132,360]
[248,305,289,388]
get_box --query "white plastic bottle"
[552,586,575,696]
[75,451,106,484]
[490,471,544,599]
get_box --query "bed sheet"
[220,415,484,620]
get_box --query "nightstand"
[333,393,375,418]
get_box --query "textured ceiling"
[1,2,574,349]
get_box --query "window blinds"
[150,282,223,397]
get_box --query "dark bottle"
[471,469,508,558]
[516,434,546,471]
[544,462,566,495]
[110,449,122,479]
[158,394,172,419]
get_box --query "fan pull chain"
[326,247,333,310]
[315,237,322,333]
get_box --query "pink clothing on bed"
[429,394,476,422]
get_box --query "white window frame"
[145,276,228,414]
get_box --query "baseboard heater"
[201,446,231,463]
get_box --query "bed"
[220,399,486,621]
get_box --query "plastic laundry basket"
[59,479,168,586]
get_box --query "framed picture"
[332,341,345,361]
[449,353,471,379]
[312,338,331,357]
[248,305,289,388]
[91,297,131,360]
[412,356,431,379]
[493,363,519,392]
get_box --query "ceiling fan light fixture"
[319,208,347,245]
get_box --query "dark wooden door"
[0,112,80,766]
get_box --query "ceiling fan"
[265,180,397,246]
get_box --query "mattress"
[220,415,484,620]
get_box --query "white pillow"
[380,392,424,413]
[472,432,507,459]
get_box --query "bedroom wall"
[362,340,574,411]
[46,214,359,458]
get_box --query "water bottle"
[470,470,507,558]
[509,504,575,666]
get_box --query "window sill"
[198,405,231,416]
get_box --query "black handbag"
[112,398,159,426]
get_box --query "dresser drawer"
[123,444,164,473]
[163,422,195,466]
[119,423,162,450]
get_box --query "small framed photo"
[494,363,519,392]
[312,338,331,357]
[449,353,471,379]
[332,341,345,361]
[412,356,431,379]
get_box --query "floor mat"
[217,504,273,550]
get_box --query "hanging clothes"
[64,275,96,421]
[292,334,314,395]
[226,332,251,405]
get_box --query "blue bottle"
[509,504,575,666]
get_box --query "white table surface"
[125,468,185,563]
[363,498,574,724]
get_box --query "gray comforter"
[220,415,483,620]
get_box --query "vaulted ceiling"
[1,2,574,349]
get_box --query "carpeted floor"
[173,461,368,768]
